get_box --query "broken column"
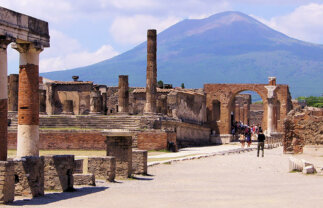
[13,43,42,157]
[234,104,240,122]
[144,29,157,114]
[118,75,129,113]
[103,131,133,179]
[265,77,277,135]
[8,74,19,112]
[0,40,10,161]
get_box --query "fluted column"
[0,40,10,161]
[265,85,277,136]
[118,75,129,113]
[144,29,157,114]
[13,43,42,157]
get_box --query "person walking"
[257,129,266,157]
[246,128,252,147]
[239,133,246,148]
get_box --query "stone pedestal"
[118,75,129,113]
[132,150,147,175]
[0,161,15,204]
[43,155,74,192]
[87,156,116,182]
[144,29,157,114]
[62,100,74,115]
[103,130,133,179]
[14,156,44,197]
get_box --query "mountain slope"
[41,11,323,97]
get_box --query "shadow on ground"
[9,186,108,206]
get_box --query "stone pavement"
[4,146,323,208]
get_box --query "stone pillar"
[39,90,46,114]
[106,136,132,179]
[0,41,10,161]
[0,161,15,204]
[265,83,277,136]
[8,74,19,112]
[239,106,244,123]
[62,100,74,115]
[243,103,249,125]
[90,90,102,115]
[234,104,240,122]
[102,92,107,115]
[144,29,157,114]
[118,75,129,113]
[13,43,42,157]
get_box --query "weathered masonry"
[0,6,50,204]
[0,6,50,161]
[204,77,292,142]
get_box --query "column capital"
[264,85,277,99]
[11,42,43,54]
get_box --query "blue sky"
[2,0,323,74]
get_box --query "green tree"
[181,83,185,89]
[157,80,164,88]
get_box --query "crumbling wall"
[283,107,323,154]
[167,90,207,124]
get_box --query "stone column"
[39,90,46,114]
[265,85,277,136]
[234,104,240,122]
[118,75,129,113]
[8,74,19,112]
[144,29,157,114]
[0,40,10,161]
[90,90,102,115]
[239,106,244,123]
[13,43,42,157]
[102,92,107,115]
[243,103,249,125]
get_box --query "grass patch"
[289,170,302,173]
[7,149,106,158]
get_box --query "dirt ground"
[3,147,323,208]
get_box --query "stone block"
[132,149,148,175]
[0,161,15,204]
[88,156,116,182]
[302,166,315,174]
[289,157,302,172]
[14,156,44,197]
[73,174,95,186]
[106,136,132,179]
[44,155,74,192]
[74,159,84,174]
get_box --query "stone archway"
[204,78,292,141]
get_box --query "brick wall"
[137,130,169,151]
[8,130,106,150]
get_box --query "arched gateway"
[204,77,292,142]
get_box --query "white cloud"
[40,44,119,72]
[110,15,180,44]
[252,3,323,44]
